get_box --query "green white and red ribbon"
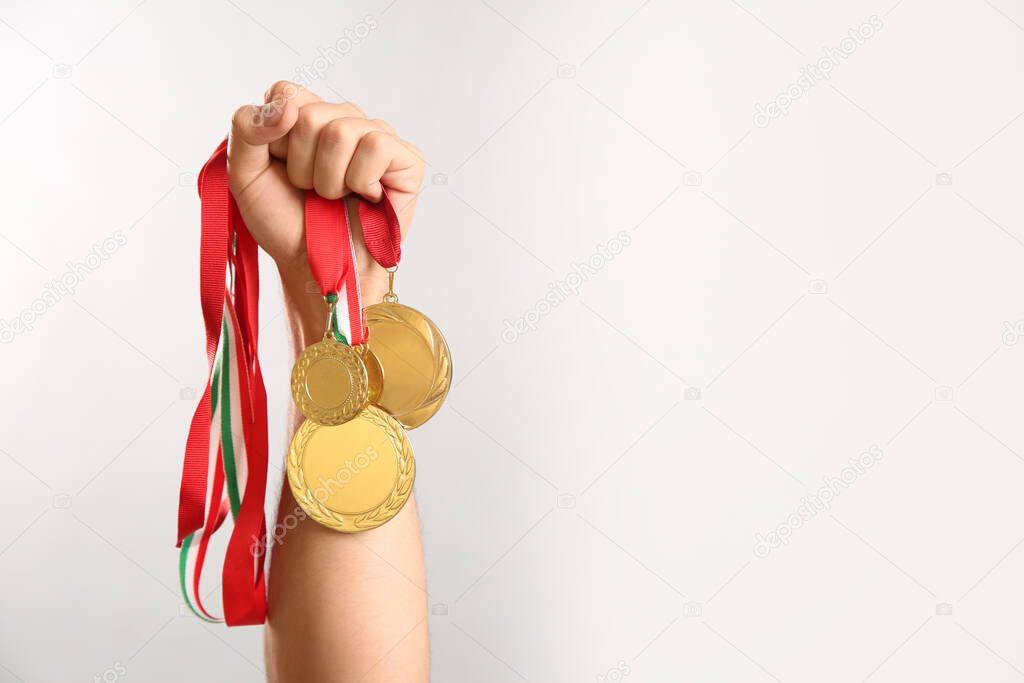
[178,293,250,622]
[177,141,268,626]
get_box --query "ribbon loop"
[305,192,366,344]
[304,192,349,297]
[358,190,402,269]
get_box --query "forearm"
[265,265,429,683]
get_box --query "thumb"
[227,97,298,191]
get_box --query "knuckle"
[360,130,390,154]
[371,118,396,135]
[319,118,349,147]
[405,140,426,166]
[343,101,366,117]
[294,102,337,137]
[293,105,318,135]
[267,80,302,102]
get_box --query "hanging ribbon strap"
[178,142,230,544]
[358,190,402,269]
[222,213,268,627]
[305,191,366,345]
[304,194,347,298]
[177,140,268,627]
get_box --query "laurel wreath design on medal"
[290,339,369,426]
[287,407,415,533]
[365,302,452,429]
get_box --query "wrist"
[278,263,325,353]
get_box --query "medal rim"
[287,406,415,533]
[358,342,384,405]
[364,302,452,429]
[290,338,370,426]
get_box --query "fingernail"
[368,182,383,200]
[253,99,284,127]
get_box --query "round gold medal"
[291,339,369,425]
[287,406,415,533]
[364,302,452,429]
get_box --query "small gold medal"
[365,286,452,429]
[291,299,371,425]
[287,406,415,532]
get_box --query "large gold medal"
[365,300,452,429]
[287,406,415,532]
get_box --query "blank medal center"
[305,426,399,513]
[306,358,353,408]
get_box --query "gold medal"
[291,299,370,425]
[287,406,415,532]
[365,270,451,429]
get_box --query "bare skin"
[226,81,429,682]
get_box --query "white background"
[1,0,1023,681]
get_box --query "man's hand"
[226,81,424,304]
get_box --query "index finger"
[264,81,324,109]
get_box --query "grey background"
[1,0,1024,681]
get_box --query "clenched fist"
[226,81,424,310]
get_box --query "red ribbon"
[177,140,268,626]
[304,193,348,298]
[359,190,402,269]
[178,142,229,544]
[305,191,368,344]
